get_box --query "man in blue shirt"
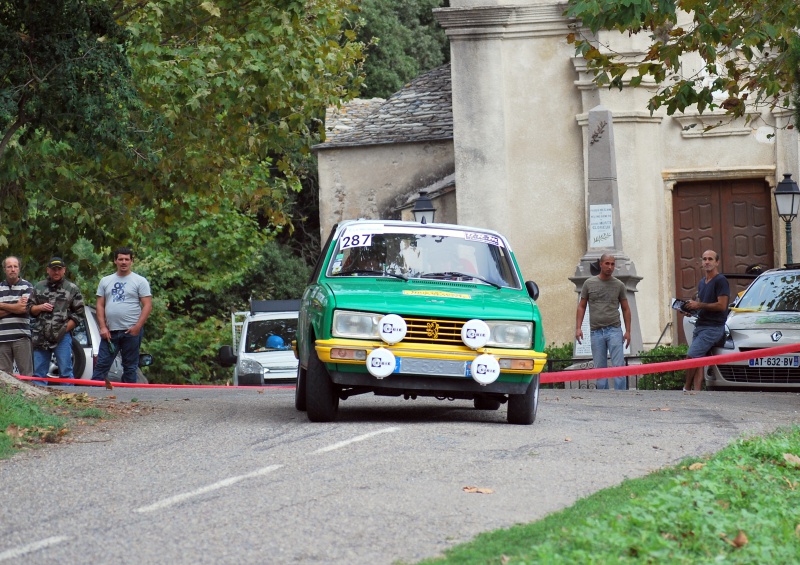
[682,250,730,391]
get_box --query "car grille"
[403,317,465,345]
[717,365,800,384]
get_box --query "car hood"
[324,279,535,320]
[727,310,800,331]
[240,350,298,370]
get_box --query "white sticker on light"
[470,354,500,385]
[366,347,396,379]
[379,314,407,345]
[461,319,490,349]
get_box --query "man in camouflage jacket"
[26,257,85,383]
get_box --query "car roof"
[333,219,509,241]
[250,299,301,314]
[754,265,800,277]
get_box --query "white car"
[217,300,299,385]
[684,266,800,390]
[48,305,152,383]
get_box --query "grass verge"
[419,426,800,564]
[0,384,112,459]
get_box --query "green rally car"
[295,219,546,424]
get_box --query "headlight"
[722,325,734,349]
[239,358,264,376]
[332,310,382,339]
[486,321,533,348]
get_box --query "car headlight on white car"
[486,321,533,348]
[239,358,264,376]
[332,310,383,339]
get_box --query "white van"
[217,300,299,385]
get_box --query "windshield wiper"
[420,271,501,289]
[340,269,407,281]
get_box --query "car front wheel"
[295,364,307,411]
[305,343,339,422]
[507,375,539,425]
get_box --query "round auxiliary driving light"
[461,319,490,349]
[470,354,500,385]
[366,347,396,379]
[379,314,407,345]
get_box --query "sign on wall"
[589,204,614,248]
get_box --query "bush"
[637,344,689,390]
[542,342,574,389]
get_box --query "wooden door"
[672,179,773,343]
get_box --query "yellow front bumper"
[315,338,546,375]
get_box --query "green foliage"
[143,310,230,384]
[0,1,363,383]
[541,342,573,389]
[0,386,66,459]
[544,341,574,361]
[119,0,367,219]
[0,0,152,161]
[225,241,313,308]
[565,0,800,128]
[638,344,689,390]
[356,0,449,99]
[423,426,800,564]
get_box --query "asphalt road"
[1,387,800,564]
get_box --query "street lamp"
[412,191,436,224]
[774,173,800,264]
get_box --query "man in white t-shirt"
[91,247,152,384]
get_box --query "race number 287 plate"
[340,232,373,249]
[749,356,800,367]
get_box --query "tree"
[0,0,148,160]
[356,0,450,99]
[0,0,366,260]
[565,0,800,127]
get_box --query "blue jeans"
[92,330,142,384]
[590,325,627,390]
[33,333,73,384]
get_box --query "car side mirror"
[217,345,237,368]
[138,353,154,368]
[525,281,540,301]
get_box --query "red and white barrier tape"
[13,375,293,389]
[13,342,800,388]
[540,341,800,384]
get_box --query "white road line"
[134,464,283,514]
[0,536,70,562]
[311,427,400,454]
[135,428,398,514]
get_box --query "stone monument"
[569,106,644,387]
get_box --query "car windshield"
[244,319,297,353]
[736,273,800,312]
[326,225,520,288]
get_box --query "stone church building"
[313,0,800,351]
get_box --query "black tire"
[70,339,86,378]
[305,344,339,422]
[295,364,307,411]
[473,395,501,410]
[507,375,539,425]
